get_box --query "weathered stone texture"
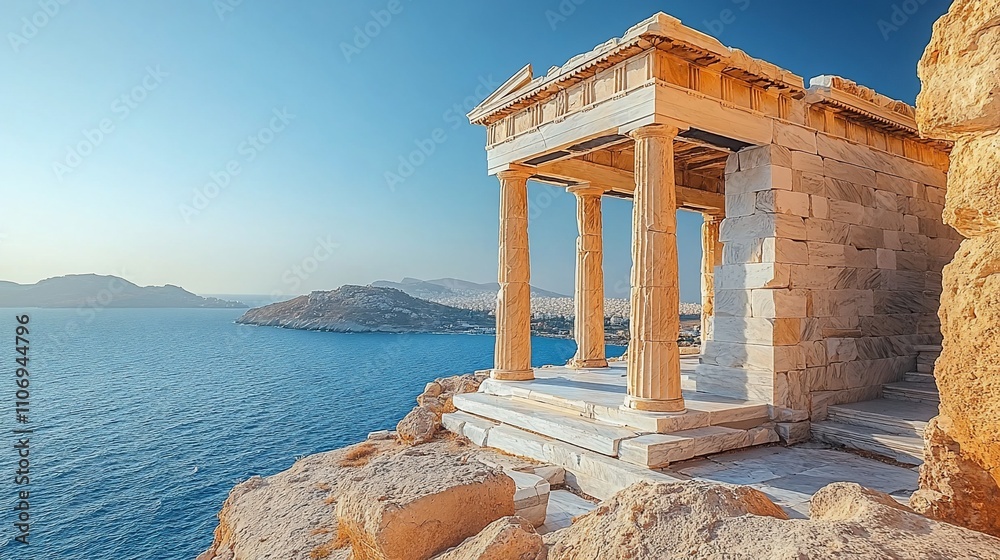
[335,447,515,560]
[544,481,1000,559]
[912,417,1000,537]
[397,406,440,445]
[911,0,1000,537]
[434,516,545,560]
[916,0,1000,138]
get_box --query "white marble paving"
[478,358,770,435]
[538,490,598,534]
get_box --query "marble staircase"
[444,361,780,500]
[813,345,941,465]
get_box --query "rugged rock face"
[397,372,488,444]
[912,0,1000,536]
[236,285,493,333]
[544,481,1000,559]
[915,0,1000,138]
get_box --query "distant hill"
[0,275,247,309]
[372,277,568,299]
[236,285,493,333]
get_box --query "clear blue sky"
[0,0,949,301]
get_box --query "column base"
[491,368,534,381]
[623,395,686,414]
[567,357,609,369]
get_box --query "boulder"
[397,406,439,445]
[335,446,515,560]
[197,440,397,560]
[434,516,544,560]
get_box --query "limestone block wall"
[698,125,958,419]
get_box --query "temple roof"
[469,12,924,140]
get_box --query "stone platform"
[446,357,783,500]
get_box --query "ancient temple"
[445,13,958,499]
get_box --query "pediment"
[467,64,533,123]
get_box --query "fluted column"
[625,124,685,413]
[493,168,534,381]
[568,183,608,369]
[700,215,724,351]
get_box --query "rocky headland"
[235,285,493,334]
[198,372,1000,560]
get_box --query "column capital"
[566,183,606,197]
[495,165,534,181]
[628,124,680,141]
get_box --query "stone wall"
[909,0,1000,537]
[698,121,958,420]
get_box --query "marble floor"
[479,356,768,433]
[540,489,599,533]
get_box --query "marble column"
[493,168,534,381]
[568,183,608,369]
[625,125,685,413]
[700,214,724,351]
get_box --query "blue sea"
[0,308,623,559]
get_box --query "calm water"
[0,308,624,559]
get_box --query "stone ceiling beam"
[533,158,725,215]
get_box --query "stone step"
[914,344,942,353]
[453,392,640,456]
[826,399,937,438]
[883,382,940,404]
[904,372,936,384]
[479,377,770,434]
[466,421,684,500]
[916,363,935,373]
[617,424,778,469]
[812,421,924,465]
[505,469,550,528]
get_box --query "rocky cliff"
[911,0,1000,536]
[235,285,493,333]
[199,406,1000,559]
